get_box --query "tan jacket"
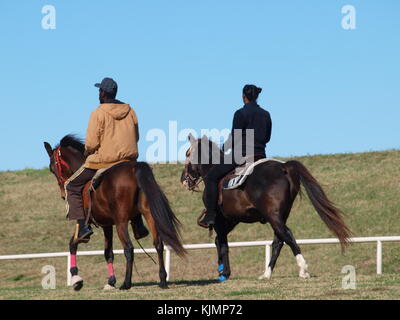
[84,102,139,169]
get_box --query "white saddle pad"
[223,158,286,190]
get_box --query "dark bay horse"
[44,135,186,290]
[181,135,351,281]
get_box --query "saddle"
[217,157,285,205]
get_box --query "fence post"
[376,240,382,275]
[67,254,71,286]
[165,246,171,281]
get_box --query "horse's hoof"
[119,283,132,290]
[258,267,272,280]
[103,284,116,290]
[258,274,272,280]
[299,272,310,279]
[71,275,83,291]
[159,283,169,289]
[218,275,228,282]
[108,275,116,287]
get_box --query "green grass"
[0,150,400,299]
[0,274,399,300]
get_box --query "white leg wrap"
[258,267,272,280]
[296,254,310,279]
[71,275,83,286]
[103,284,116,290]
[71,275,83,290]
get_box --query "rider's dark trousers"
[65,167,96,220]
[203,163,237,214]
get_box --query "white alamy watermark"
[41,5,56,30]
[341,5,356,30]
[41,265,56,289]
[341,265,356,290]
[145,121,255,165]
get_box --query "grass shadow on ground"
[136,279,220,288]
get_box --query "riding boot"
[75,219,93,243]
[198,209,217,229]
[199,161,237,229]
[132,215,149,240]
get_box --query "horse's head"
[43,135,86,199]
[181,133,222,191]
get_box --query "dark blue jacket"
[224,101,272,159]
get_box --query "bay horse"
[181,135,351,281]
[44,135,186,290]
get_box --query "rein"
[188,175,203,192]
[183,158,204,192]
[183,145,215,192]
[53,147,71,184]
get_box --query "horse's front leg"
[214,217,237,282]
[215,235,224,276]
[103,226,117,290]
[69,233,83,291]
[216,233,231,282]
[214,229,230,281]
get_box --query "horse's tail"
[284,160,352,251]
[134,162,186,257]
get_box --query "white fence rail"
[1,236,399,286]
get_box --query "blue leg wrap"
[218,264,224,273]
[218,274,228,282]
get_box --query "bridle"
[53,147,71,184]
[184,168,203,192]
[183,146,204,192]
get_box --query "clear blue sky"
[1,0,399,170]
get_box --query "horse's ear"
[188,133,196,145]
[44,142,53,157]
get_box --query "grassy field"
[0,150,399,300]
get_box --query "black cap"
[94,77,118,93]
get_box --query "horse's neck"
[68,155,86,174]
[200,164,213,178]
[199,154,224,178]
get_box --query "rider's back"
[234,101,272,157]
[84,100,139,170]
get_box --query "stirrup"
[197,209,215,228]
[73,224,93,243]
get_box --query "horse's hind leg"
[259,233,283,280]
[270,220,310,279]
[153,231,168,289]
[69,234,83,291]
[115,222,134,290]
[103,226,116,290]
[144,219,168,289]
[138,192,168,289]
[286,226,310,278]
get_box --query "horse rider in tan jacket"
[65,77,148,242]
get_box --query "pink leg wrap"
[107,263,114,277]
[70,254,77,268]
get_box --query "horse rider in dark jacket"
[198,84,272,228]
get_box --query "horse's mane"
[58,134,85,154]
[191,136,224,165]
